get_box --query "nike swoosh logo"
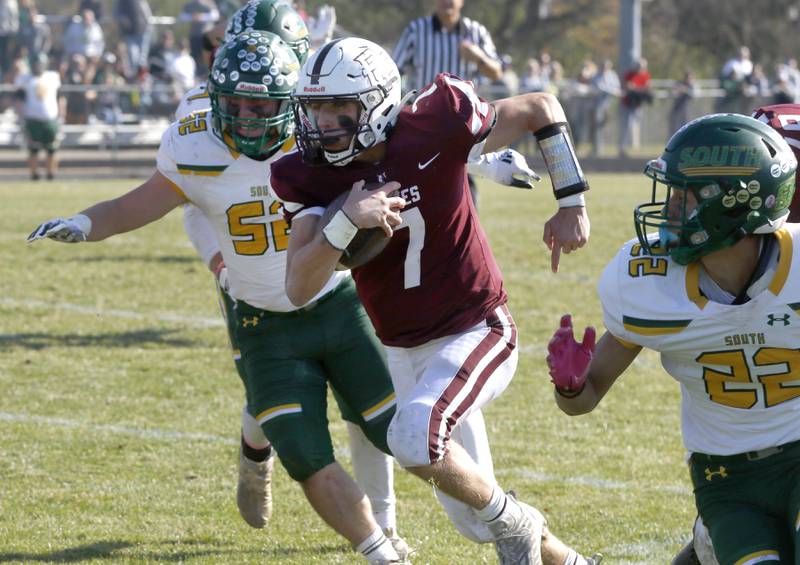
[418,153,441,170]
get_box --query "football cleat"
[587,554,604,565]
[488,491,546,565]
[236,448,275,528]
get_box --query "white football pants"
[386,305,518,542]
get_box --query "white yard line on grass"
[0,297,224,328]
[2,409,690,496]
[499,467,692,496]
[0,411,237,445]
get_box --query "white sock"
[563,549,589,565]
[356,528,400,563]
[347,422,397,532]
[241,403,269,449]
[476,485,507,522]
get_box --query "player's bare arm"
[82,172,187,240]
[28,171,186,243]
[483,92,566,152]
[484,93,591,272]
[285,212,346,306]
[285,180,404,306]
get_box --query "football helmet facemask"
[635,113,797,265]
[224,0,310,66]
[292,37,404,166]
[208,30,300,159]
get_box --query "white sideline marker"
[0,411,237,445]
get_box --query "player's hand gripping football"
[342,179,405,237]
[27,215,91,243]
[546,314,596,393]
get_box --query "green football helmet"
[635,113,798,265]
[208,30,300,159]
[224,0,310,65]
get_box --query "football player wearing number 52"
[272,37,595,565]
[547,114,800,565]
[27,30,415,564]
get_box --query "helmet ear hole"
[761,137,778,158]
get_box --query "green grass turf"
[1,175,693,564]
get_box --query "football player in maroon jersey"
[272,38,596,564]
[753,104,800,221]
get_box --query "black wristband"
[534,122,590,199]
[554,382,586,398]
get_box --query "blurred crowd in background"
[2,0,800,154]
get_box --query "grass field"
[0,174,694,564]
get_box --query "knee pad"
[268,431,334,482]
[387,401,437,467]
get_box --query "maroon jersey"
[752,104,800,220]
[272,73,507,347]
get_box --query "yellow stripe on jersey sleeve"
[161,175,189,202]
[612,335,639,349]
[176,163,229,177]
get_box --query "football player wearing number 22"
[272,37,596,565]
[547,114,800,565]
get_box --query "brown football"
[320,183,394,270]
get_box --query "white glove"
[308,5,336,47]
[27,214,92,243]
[469,149,541,189]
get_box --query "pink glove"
[546,314,596,392]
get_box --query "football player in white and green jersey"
[29,30,409,564]
[546,114,800,565]
[174,2,410,552]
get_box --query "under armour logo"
[242,316,260,327]
[767,313,791,326]
[704,466,728,481]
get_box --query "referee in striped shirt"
[392,0,503,208]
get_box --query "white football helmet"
[292,37,403,165]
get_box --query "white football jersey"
[599,226,800,455]
[156,110,347,311]
[175,83,210,121]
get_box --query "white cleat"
[236,449,274,528]
[488,491,546,565]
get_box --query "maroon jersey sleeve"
[753,104,800,221]
[270,151,328,222]
[412,73,496,162]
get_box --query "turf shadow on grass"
[0,329,197,351]
[76,255,198,265]
[0,540,132,562]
